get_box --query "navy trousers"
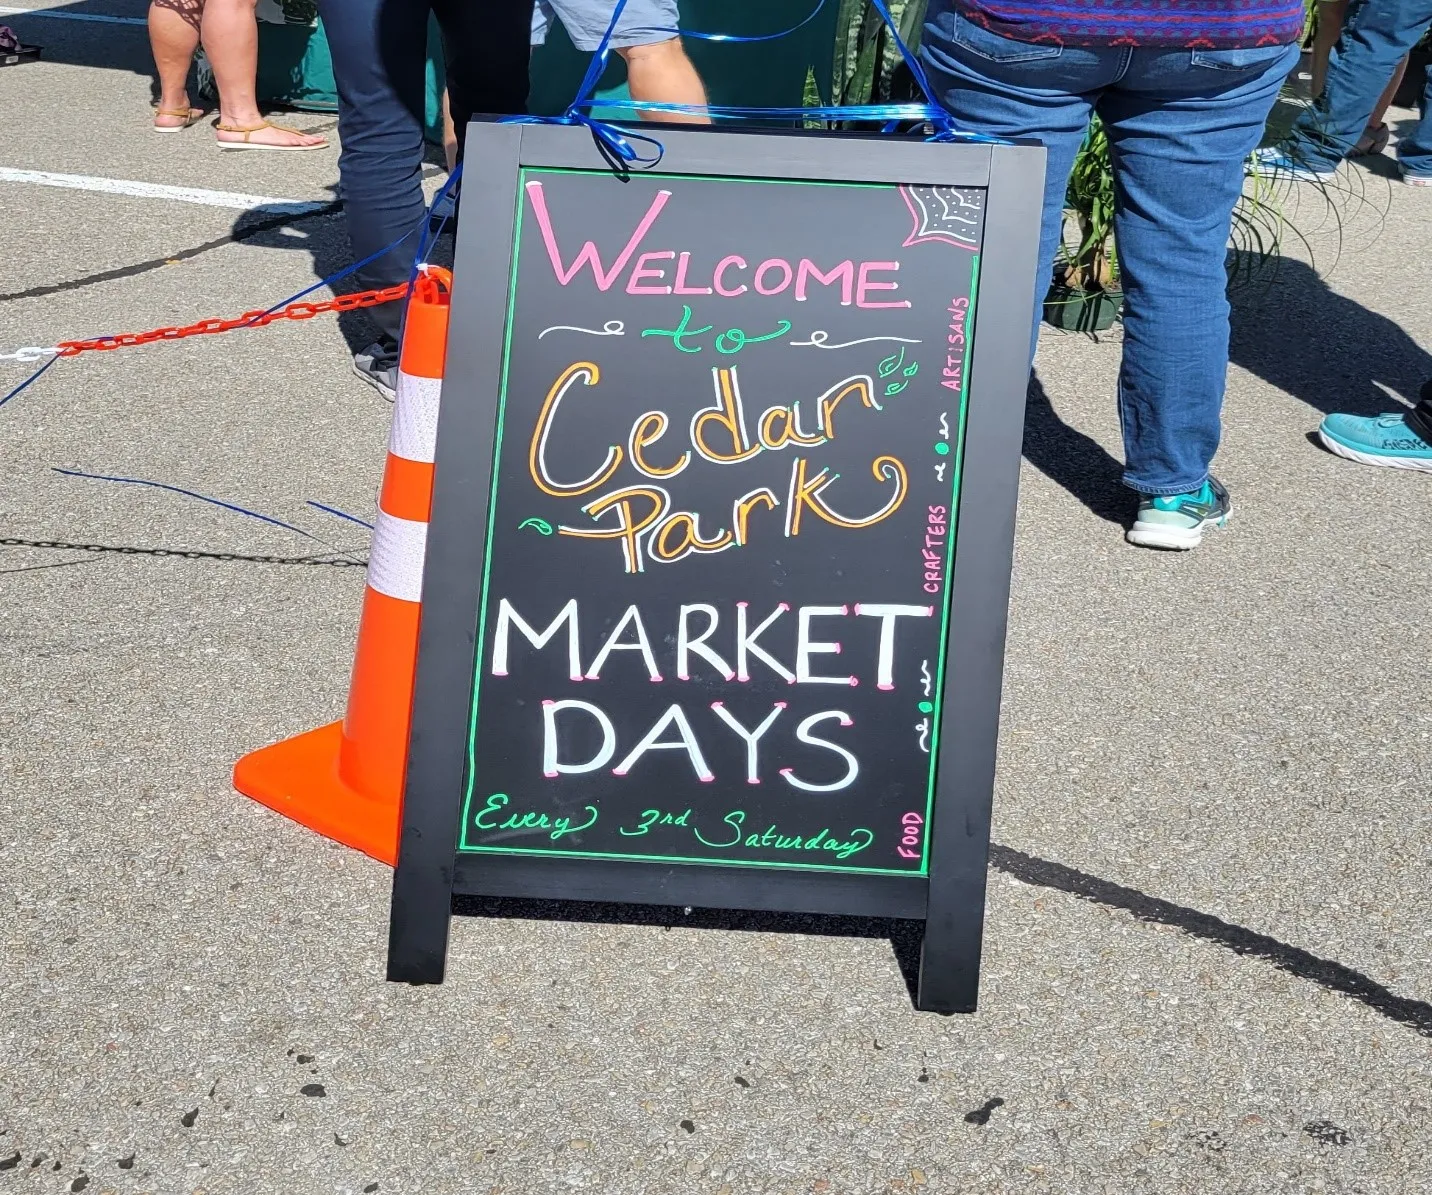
[317,0,536,344]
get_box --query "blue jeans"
[317,0,535,344]
[1285,0,1432,177]
[921,12,1298,495]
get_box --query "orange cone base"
[233,722,399,866]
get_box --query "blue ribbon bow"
[503,0,1003,167]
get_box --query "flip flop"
[215,119,328,152]
[153,106,206,133]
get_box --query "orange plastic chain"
[53,283,412,357]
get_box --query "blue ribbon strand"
[52,467,366,561]
[0,353,60,411]
[507,0,1002,167]
[503,1,666,168]
[53,468,313,536]
[569,99,1003,143]
[306,500,375,530]
[681,0,829,43]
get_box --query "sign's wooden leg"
[915,895,985,1014]
[386,822,456,984]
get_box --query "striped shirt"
[953,0,1307,48]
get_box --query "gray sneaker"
[352,341,398,401]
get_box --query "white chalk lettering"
[492,598,582,680]
[780,711,859,793]
[854,603,934,690]
[540,699,616,776]
[612,704,714,780]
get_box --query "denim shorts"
[532,0,682,50]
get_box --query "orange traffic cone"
[232,266,451,865]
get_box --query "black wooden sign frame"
[386,121,1044,1014]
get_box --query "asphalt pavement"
[2,6,1431,1195]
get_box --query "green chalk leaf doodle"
[518,518,554,536]
[877,346,906,377]
[884,359,919,396]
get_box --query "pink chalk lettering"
[856,261,910,310]
[673,251,714,296]
[794,259,855,305]
[525,180,672,290]
[754,258,794,296]
[627,250,675,295]
[713,255,748,296]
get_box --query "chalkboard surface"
[459,167,986,876]
[387,123,1045,1011]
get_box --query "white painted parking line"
[0,167,330,215]
[0,5,146,25]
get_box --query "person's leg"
[619,38,711,123]
[1279,0,1432,173]
[315,0,431,374]
[202,0,325,146]
[1311,0,1350,97]
[920,10,1110,360]
[1368,53,1409,126]
[1397,50,1432,179]
[538,0,709,123]
[433,0,535,145]
[440,90,459,173]
[148,0,203,127]
[1101,42,1300,500]
[1352,53,1409,153]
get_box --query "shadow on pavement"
[4,0,163,96]
[1230,250,1432,419]
[0,536,365,568]
[452,894,927,1006]
[1019,251,1432,520]
[231,180,452,355]
[991,844,1432,1040]
[1021,371,1129,527]
[452,848,1432,1038]
[0,200,340,305]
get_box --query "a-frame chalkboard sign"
[386,120,1044,1013]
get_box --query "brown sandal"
[214,120,328,152]
[1351,122,1390,157]
[153,106,206,133]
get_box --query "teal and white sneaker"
[1318,412,1432,472]
[1127,477,1231,550]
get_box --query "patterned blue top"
[947,0,1306,48]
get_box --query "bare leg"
[619,38,710,124]
[1369,53,1410,128]
[148,0,203,127]
[1311,0,1349,98]
[202,0,325,146]
[1351,53,1411,152]
[441,89,458,172]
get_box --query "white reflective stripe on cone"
[390,370,441,464]
[367,509,428,603]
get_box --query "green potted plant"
[1045,117,1123,333]
[831,0,929,110]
